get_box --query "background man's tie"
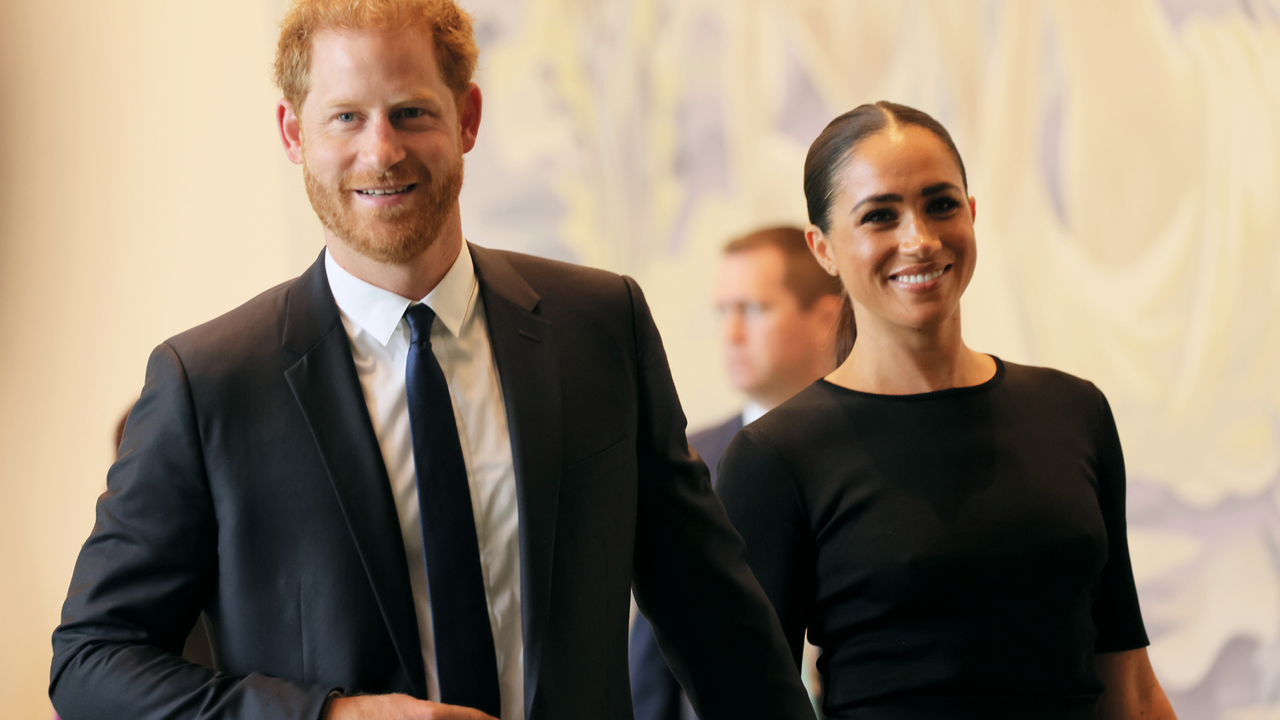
[404,303,502,716]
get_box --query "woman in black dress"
[716,102,1177,719]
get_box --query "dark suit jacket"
[630,414,745,720]
[50,247,812,720]
[689,416,745,490]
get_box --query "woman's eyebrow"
[921,182,962,197]
[851,193,903,213]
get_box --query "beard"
[303,146,464,265]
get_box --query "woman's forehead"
[839,126,964,195]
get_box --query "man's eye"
[401,108,424,119]
[337,112,356,122]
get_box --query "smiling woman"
[716,102,1180,720]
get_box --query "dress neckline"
[817,355,1005,402]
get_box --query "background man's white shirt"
[325,247,524,720]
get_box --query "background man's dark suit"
[627,226,840,720]
[687,417,745,489]
[629,414,743,720]
[50,245,812,720]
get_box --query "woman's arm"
[1095,648,1177,720]
[1089,389,1173,719]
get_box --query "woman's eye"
[400,108,424,119]
[861,208,896,224]
[927,197,960,214]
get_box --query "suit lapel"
[281,253,428,699]
[470,244,562,720]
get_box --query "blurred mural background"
[2,0,1278,718]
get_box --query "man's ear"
[278,99,304,165]
[805,224,839,277]
[812,292,844,325]
[459,82,483,154]
[969,195,977,223]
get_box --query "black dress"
[717,358,1148,719]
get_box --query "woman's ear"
[805,224,840,277]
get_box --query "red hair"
[274,0,479,112]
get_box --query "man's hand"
[326,694,500,720]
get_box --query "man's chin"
[306,158,464,268]
[336,226,437,266]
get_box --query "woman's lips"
[889,265,951,290]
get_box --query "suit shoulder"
[161,275,299,374]
[690,415,742,448]
[689,415,743,470]
[484,247,631,299]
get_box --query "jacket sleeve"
[628,611,685,720]
[49,342,334,720]
[623,277,816,720]
[715,429,816,667]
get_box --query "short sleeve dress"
[716,358,1149,720]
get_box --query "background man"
[48,2,814,719]
[630,226,843,720]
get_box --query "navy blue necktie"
[404,304,501,716]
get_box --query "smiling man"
[48,2,814,720]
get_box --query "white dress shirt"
[325,247,524,720]
[742,401,769,426]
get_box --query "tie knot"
[404,303,437,345]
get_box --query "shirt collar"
[325,243,478,346]
[742,401,769,426]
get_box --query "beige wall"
[0,1,320,717]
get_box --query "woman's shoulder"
[718,385,844,509]
[998,358,1104,401]
[734,382,853,457]
[995,359,1112,428]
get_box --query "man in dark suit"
[629,227,843,720]
[49,3,814,719]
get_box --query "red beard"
[303,149,464,265]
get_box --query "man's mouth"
[355,184,416,196]
[890,266,949,285]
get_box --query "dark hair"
[723,226,843,309]
[802,101,968,365]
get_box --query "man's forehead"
[309,25,437,73]
[305,25,445,99]
[717,249,788,294]
[722,246,787,278]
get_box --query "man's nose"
[359,116,407,172]
[722,311,746,345]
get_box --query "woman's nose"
[900,214,942,255]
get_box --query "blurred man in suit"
[630,226,843,720]
[49,2,815,719]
